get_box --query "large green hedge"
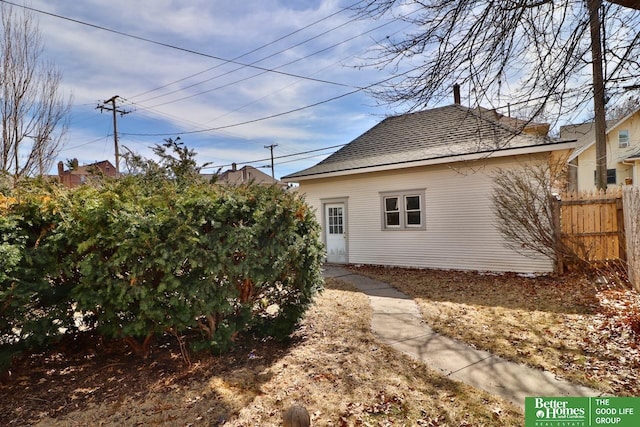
[0,177,324,366]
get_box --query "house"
[57,159,117,188]
[202,163,284,186]
[475,106,552,137]
[563,108,640,191]
[282,104,576,273]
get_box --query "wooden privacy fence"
[555,189,625,272]
[623,187,640,291]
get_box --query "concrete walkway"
[323,265,604,409]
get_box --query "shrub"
[1,143,324,364]
[61,178,324,356]
[0,183,77,369]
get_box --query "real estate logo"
[525,397,640,427]
[528,397,586,426]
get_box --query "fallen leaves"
[580,289,640,394]
[351,264,640,396]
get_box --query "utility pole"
[97,95,130,176]
[588,0,608,190]
[264,143,278,179]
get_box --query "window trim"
[380,189,426,231]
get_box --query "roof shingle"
[284,104,559,179]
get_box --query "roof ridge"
[283,104,559,180]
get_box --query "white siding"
[299,155,554,273]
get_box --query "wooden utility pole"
[588,0,608,190]
[264,143,278,179]
[97,95,129,175]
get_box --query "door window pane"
[328,207,343,234]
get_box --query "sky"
[8,0,419,180]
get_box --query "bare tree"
[492,156,587,270]
[607,95,640,121]
[0,4,71,181]
[492,160,561,262]
[354,1,640,189]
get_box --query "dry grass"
[349,265,640,396]
[12,265,636,426]
[24,278,523,426]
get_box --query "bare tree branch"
[353,0,640,125]
[0,4,71,182]
[607,0,640,10]
[492,156,587,268]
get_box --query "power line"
[116,14,418,133]
[4,0,408,141]
[129,0,367,100]
[0,0,359,89]
[274,152,335,166]
[122,87,363,137]
[136,22,360,105]
[59,134,111,152]
[118,98,261,144]
[202,143,345,170]
[121,67,417,138]
[134,13,405,109]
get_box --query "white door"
[325,203,347,263]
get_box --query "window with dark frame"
[594,169,617,185]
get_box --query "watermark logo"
[525,397,640,427]
[527,397,586,426]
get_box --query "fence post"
[553,197,564,275]
[623,186,640,292]
[617,197,626,261]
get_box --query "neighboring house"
[57,159,116,188]
[282,104,576,274]
[203,163,284,186]
[563,109,640,191]
[475,106,552,137]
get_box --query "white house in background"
[282,104,576,274]
[562,108,640,191]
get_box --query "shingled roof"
[283,104,566,180]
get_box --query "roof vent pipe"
[453,84,461,105]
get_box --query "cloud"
[20,0,396,179]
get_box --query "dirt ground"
[1,266,638,426]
